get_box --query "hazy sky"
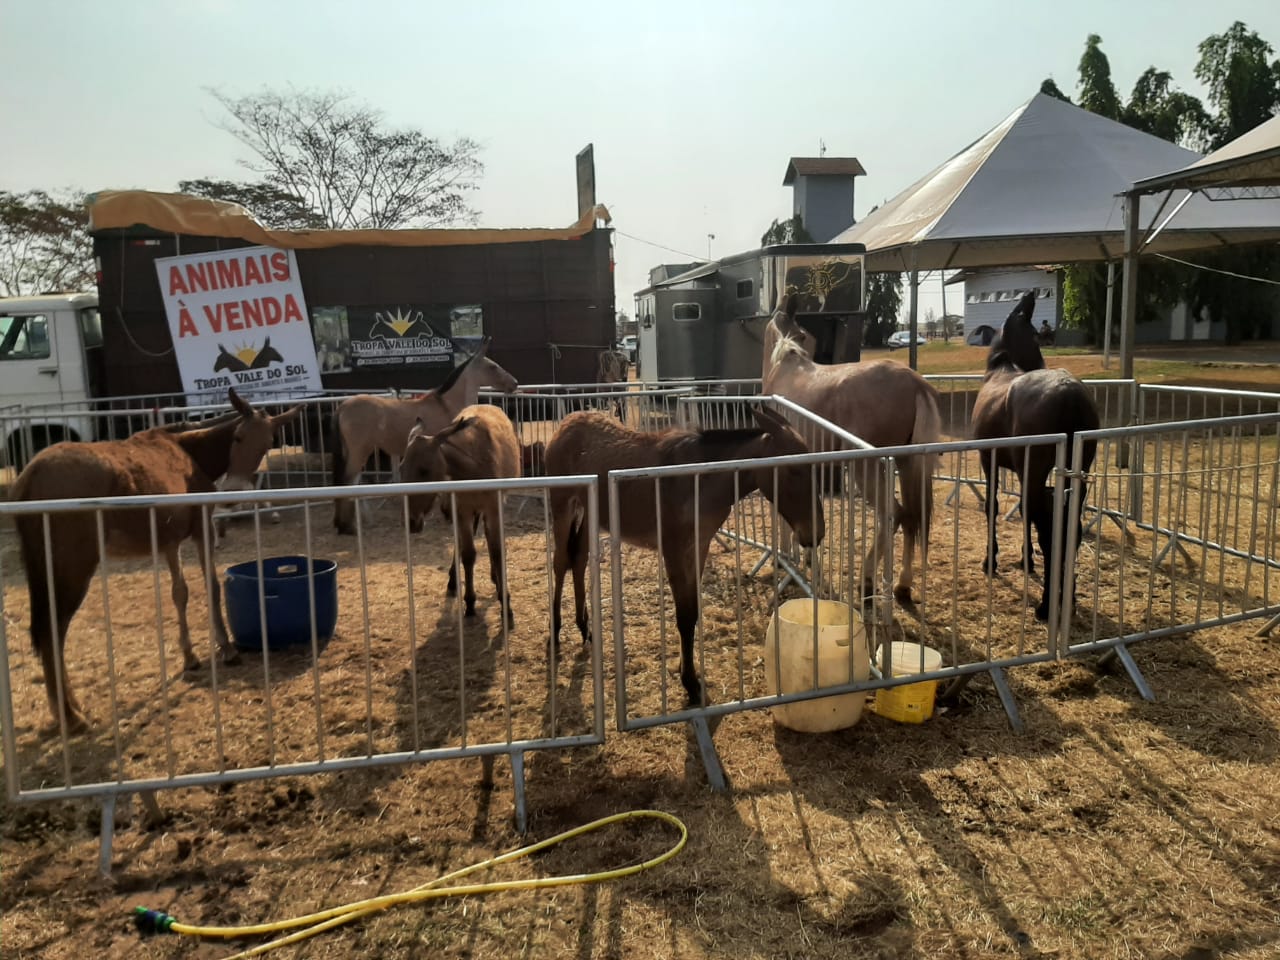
[3,1,1277,322]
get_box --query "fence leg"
[1104,643,1155,702]
[989,667,1024,734]
[690,716,728,792]
[1255,611,1280,638]
[98,795,117,879]
[511,751,528,835]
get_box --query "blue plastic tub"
[225,556,338,652]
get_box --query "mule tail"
[899,387,942,548]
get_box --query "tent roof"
[835,93,1280,271]
[1132,113,1280,195]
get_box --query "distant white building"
[951,266,1062,343]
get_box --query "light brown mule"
[331,338,518,534]
[544,406,825,705]
[401,404,522,625]
[762,294,941,603]
[12,388,303,733]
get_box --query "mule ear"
[784,293,800,320]
[407,417,429,442]
[228,387,253,417]
[750,404,786,433]
[270,403,304,428]
[440,415,477,442]
[1010,291,1037,325]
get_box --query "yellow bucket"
[873,641,943,724]
[763,599,870,733]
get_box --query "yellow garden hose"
[132,808,687,959]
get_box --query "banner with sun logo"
[155,245,323,401]
[343,305,459,370]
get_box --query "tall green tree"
[863,272,903,347]
[1195,21,1280,148]
[1039,78,1072,103]
[1122,68,1212,148]
[1077,34,1122,120]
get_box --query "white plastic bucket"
[763,599,870,733]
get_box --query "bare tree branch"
[206,87,483,229]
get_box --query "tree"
[1123,68,1212,148]
[760,214,814,246]
[208,88,484,229]
[0,190,94,297]
[1194,21,1280,148]
[1077,34,1122,120]
[177,178,329,229]
[863,272,903,347]
[1039,78,1072,103]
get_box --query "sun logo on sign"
[371,308,432,340]
[213,337,284,373]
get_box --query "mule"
[402,404,522,625]
[762,294,942,603]
[544,405,825,705]
[331,338,518,533]
[971,292,1099,621]
[11,388,303,732]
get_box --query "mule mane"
[435,350,478,398]
[769,332,808,370]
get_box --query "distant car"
[619,334,638,363]
[887,330,927,350]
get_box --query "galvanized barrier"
[0,475,602,874]
[1064,410,1280,693]
[600,389,1074,784]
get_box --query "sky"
[3,0,1278,325]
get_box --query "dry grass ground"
[2,347,1278,959]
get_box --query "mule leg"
[892,500,916,603]
[1026,488,1054,621]
[980,455,1000,575]
[663,543,708,707]
[570,517,591,643]
[482,509,514,627]
[446,514,481,597]
[550,508,573,650]
[458,510,479,617]
[333,441,366,536]
[164,546,200,672]
[34,552,96,732]
[191,535,239,665]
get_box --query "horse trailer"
[633,242,867,384]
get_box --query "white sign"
[155,246,322,400]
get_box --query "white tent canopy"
[836,93,1280,273]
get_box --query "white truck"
[0,292,103,469]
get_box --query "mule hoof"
[465,605,477,618]
[684,679,710,709]
[269,512,281,524]
[445,582,457,597]
[893,585,914,604]
[335,525,356,537]
[1035,601,1050,623]
[981,557,997,575]
[222,647,242,666]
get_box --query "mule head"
[989,291,1045,373]
[749,405,826,548]
[216,388,304,493]
[402,415,476,532]
[472,338,519,394]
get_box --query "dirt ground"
[2,437,1278,960]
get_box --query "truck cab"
[0,292,102,468]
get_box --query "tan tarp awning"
[88,190,611,248]
[1133,113,1280,193]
